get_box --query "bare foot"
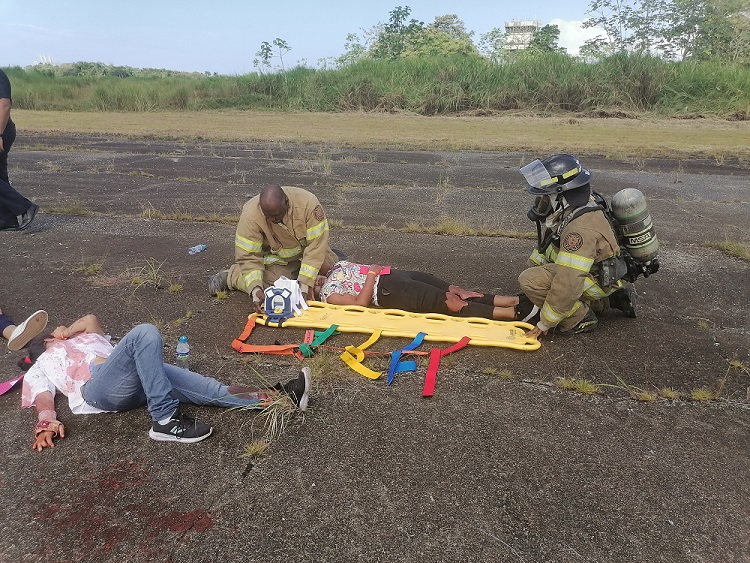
[449,285,483,300]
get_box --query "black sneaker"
[208,270,229,296]
[609,285,637,318]
[570,308,599,334]
[556,308,599,335]
[281,367,311,411]
[149,409,213,443]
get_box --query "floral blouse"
[318,261,380,306]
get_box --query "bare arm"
[324,269,380,307]
[51,314,104,339]
[31,391,65,452]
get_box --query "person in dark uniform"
[0,68,39,231]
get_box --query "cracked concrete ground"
[1,133,748,562]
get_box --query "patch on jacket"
[562,232,584,252]
[313,205,325,221]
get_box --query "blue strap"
[387,332,426,386]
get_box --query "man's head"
[259,184,289,223]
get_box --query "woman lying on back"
[313,261,534,321]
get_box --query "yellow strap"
[340,330,383,380]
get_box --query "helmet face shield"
[520,155,589,194]
[520,159,556,194]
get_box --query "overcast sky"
[1,1,603,75]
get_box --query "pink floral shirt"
[319,261,380,306]
[21,333,114,414]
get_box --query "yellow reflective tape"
[530,249,546,265]
[276,246,302,259]
[235,235,262,253]
[541,301,565,324]
[241,271,262,290]
[306,219,329,241]
[582,277,608,299]
[556,251,594,273]
[299,263,318,279]
[545,246,558,262]
[263,255,286,265]
[561,166,581,180]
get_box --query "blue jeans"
[81,324,263,421]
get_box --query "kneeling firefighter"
[517,153,659,339]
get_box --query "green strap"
[299,325,339,357]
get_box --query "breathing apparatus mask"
[527,195,553,222]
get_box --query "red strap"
[231,315,299,355]
[422,337,471,397]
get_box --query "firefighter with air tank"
[517,153,659,339]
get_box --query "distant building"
[504,20,541,51]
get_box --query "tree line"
[255,1,749,71]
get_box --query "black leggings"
[376,270,496,318]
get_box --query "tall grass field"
[5,53,749,119]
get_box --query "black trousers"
[0,120,32,228]
[376,269,496,319]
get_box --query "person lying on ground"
[313,261,535,321]
[20,314,311,451]
[0,307,48,351]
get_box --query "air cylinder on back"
[611,188,659,263]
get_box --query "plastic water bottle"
[176,336,190,370]
[188,244,207,255]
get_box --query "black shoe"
[570,308,598,334]
[149,409,213,443]
[17,204,39,231]
[281,367,311,411]
[557,308,598,335]
[609,285,637,318]
[208,270,229,296]
[332,248,347,261]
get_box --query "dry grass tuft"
[704,240,750,263]
[241,439,270,459]
[689,387,716,402]
[555,377,600,395]
[658,387,681,400]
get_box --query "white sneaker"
[8,310,49,351]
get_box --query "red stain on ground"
[35,460,214,559]
[150,510,214,533]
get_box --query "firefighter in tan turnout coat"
[517,154,637,339]
[209,184,338,313]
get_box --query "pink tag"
[359,265,391,275]
[0,375,24,396]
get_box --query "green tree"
[370,5,424,60]
[403,15,479,58]
[253,38,291,72]
[527,24,566,53]
[691,0,750,62]
[478,28,507,63]
[582,0,750,61]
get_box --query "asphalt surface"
[1,133,748,562]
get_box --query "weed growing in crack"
[127,259,165,291]
[658,387,681,400]
[555,377,600,395]
[689,387,716,402]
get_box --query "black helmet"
[519,153,591,195]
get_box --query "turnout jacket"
[528,208,620,331]
[234,187,332,296]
